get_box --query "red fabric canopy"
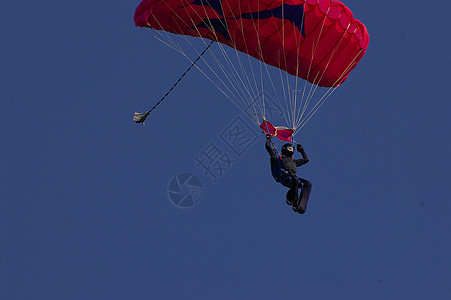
[135,0,369,87]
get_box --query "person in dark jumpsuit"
[265,135,312,214]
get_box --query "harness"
[271,156,290,183]
[268,138,295,185]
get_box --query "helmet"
[281,143,294,157]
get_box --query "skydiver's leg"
[288,175,300,211]
[286,188,295,205]
[271,165,295,206]
[297,178,312,214]
[281,175,298,208]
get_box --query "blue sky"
[1,0,450,299]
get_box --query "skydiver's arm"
[265,135,277,159]
[295,144,309,166]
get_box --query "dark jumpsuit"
[265,137,312,213]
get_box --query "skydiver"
[265,134,312,214]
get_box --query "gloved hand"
[296,144,304,152]
[266,134,272,139]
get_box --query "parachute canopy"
[134,0,369,87]
[134,0,369,140]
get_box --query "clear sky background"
[1,1,450,299]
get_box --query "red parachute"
[134,0,369,141]
[135,0,368,87]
